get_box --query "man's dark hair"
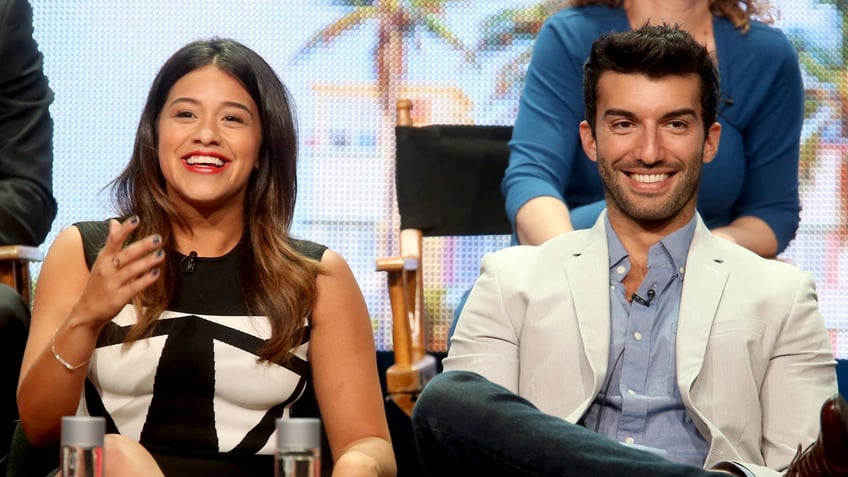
[583,23,720,136]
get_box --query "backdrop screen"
[30,0,848,357]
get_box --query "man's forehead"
[595,71,703,115]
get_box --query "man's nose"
[636,129,663,164]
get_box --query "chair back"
[0,245,43,306]
[376,99,512,416]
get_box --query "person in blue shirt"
[502,0,802,258]
[413,24,845,477]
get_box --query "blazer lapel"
[563,217,612,396]
[676,221,729,392]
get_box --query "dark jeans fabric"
[411,371,728,477]
[0,284,30,475]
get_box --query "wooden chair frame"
[376,100,437,417]
[377,98,512,416]
[0,245,42,306]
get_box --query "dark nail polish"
[152,234,161,244]
[155,249,164,258]
[130,215,139,225]
[152,268,160,276]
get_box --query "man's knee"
[413,370,491,426]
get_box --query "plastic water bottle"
[275,417,320,477]
[60,416,105,477]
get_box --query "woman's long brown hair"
[110,38,320,364]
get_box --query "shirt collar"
[605,215,698,279]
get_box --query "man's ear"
[579,120,598,162]
[702,121,721,164]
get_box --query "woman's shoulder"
[72,219,114,270]
[546,4,628,30]
[288,237,328,262]
[716,16,797,58]
[540,5,630,52]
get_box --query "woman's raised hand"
[72,216,165,328]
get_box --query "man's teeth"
[186,155,224,167]
[631,173,668,183]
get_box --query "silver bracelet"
[51,328,91,371]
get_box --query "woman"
[17,38,396,477]
[502,0,803,258]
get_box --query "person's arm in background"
[711,26,804,258]
[501,13,587,246]
[0,0,57,246]
[514,197,573,245]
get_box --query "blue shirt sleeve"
[501,7,628,232]
[715,20,803,253]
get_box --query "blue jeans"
[411,371,728,477]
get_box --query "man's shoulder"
[702,234,812,284]
[489,229,595,264]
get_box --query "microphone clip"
[180,251,198,274]
[631,289,656,307]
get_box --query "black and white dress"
[73,220,327,476]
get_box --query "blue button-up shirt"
[580,216,710,467]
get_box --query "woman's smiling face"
[157,65,262,215]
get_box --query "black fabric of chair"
[395,124,513,237]
[5,423,57,477]
[378,99,514,418]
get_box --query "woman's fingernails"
[152,234,161,244]
[129,215,139,225]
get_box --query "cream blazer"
[445,214,837,477]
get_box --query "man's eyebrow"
[660,108,698,121]
[166,97,255,119]
[602,108,698,121]
[602,108,637,120]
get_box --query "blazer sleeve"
[717,269,836,477]
[0,0,57,246]
[443,252,521,393]
[757,271,835,472]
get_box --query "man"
[412,24,846,477]
[0,0,57,471]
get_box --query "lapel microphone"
[631,289,656,307]
[180,251,198,274]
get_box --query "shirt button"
[625,437,635,444]
[627,389,636,395]
[633,332,642,341]
[616,266,626,275]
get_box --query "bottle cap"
[276,417,320,449]
[61,416,105,448]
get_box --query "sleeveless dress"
[73,220,327,476]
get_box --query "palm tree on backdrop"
[475,2,557,115]
[295,0,476,117]
[785,0,848,230]
[787,0,847,172]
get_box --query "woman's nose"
[192,122,220,145]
